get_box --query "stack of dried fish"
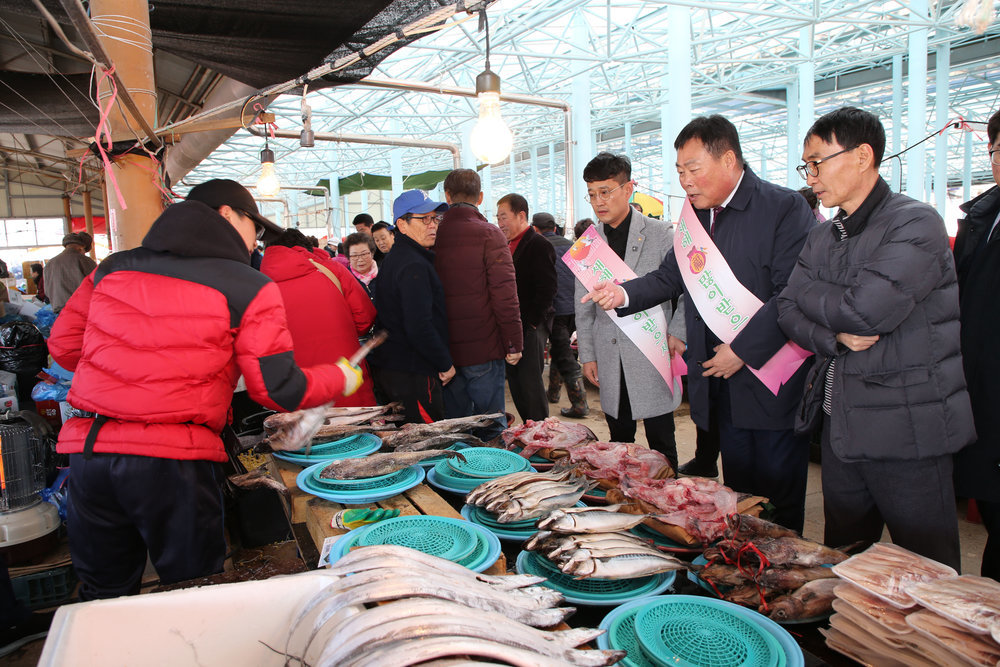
[822,543,1000,666]
[465,469,599,523]
[524,506,689,579]
[318,449,465,479]
[283,544,624,667]
[261,404,504,452]
[693,513,847,621]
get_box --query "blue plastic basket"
[272,433,381,466]
[633,596,784,667]
[295,460,424,503]
[515,550,675,606]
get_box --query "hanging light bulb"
[256,141,281,197]
[470,69,513,164]
[468,10,513,165]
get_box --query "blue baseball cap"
[392,190,448,221]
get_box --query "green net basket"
[634,596,783,667]
[446,447,532,478]
[354,515,480,562]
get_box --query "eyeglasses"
[408,213,443,226]
[796,146,857,179]
[349,250,372,259]
[234,209,266,240]
[990,148,1000,167]
[585,181,629,203]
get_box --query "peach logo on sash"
[687,246,707,274]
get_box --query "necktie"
[711,206,724,235]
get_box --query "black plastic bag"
[0,321,48,374]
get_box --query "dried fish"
[226,468,288,497]
[319,449,465,479]
[342,636,622,667]
[757,565,837,591]
[561,551,688,580]
[538,507,649,534]
[724,513,799,541]
[767,577,839,621]
[381,413,505,449]
[318,599,612,667]
[393,433,489,452]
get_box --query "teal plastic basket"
[328,515,501,573]
[608,602,661,667]
[634,596,784,667]
[11,565,77,610]
[355,515,480,562]
[295,460,424,502]
[272,433,381,465]
[446,447,532,478]
[515,550,674,606]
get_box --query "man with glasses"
[584,116,815,532]
[434,169,522,439]
[47,179,365,600]
[777,106,974,569]
[575,152,683,470]
[369,190,455,423]
[953,108,1000,579]
[497,193,557,423]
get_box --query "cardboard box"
[39,571,335,666]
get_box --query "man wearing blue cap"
[369,190,456,423]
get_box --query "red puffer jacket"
[260,245,377,406]
[48,200,348,462]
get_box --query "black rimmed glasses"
[990,148,1000,167]
[235,209,266,240]
[796,146,858,180]
[408,212,443,226]
[585,181,629,203]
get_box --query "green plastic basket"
[634,596,783,667]
[446,447,532,478]
[608,604,660,667]
[515,550,675,606]
[354,515,481,562]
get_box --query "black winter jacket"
[953,185,1000,500]
[777,178,975,462]
[369,233,452,376]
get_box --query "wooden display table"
[268,456,506,575]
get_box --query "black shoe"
[677,458,718,478]
[0,611,54,659]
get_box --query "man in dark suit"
[583,115,815,532]
[497,193,557,423]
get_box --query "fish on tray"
[561,551,689,580]
[392,432,489,453]
[319,450,465,479]
[502,417,598,458]
[767,577,840,621]
[380,413,506,450]
[537,505,650,534]
[724,513,799,541]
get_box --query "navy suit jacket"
[619,166,815,431]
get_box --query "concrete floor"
[542,376,988,576]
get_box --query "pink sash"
[674,199,811,396]
[563,226,684,395]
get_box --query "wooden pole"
[90,0,162,251]
[83,190,97,260]
[61,194,72,235]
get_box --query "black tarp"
[0,0,470,135]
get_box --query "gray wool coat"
[575,212,685,421]
[777,180,975,462]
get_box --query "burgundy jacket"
[434,203,522,366]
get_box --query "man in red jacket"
[434,169,522,438]
[48,179,362,600]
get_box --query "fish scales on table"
[380,413,505,449]
[502,417,598,459]
[319,449,465,479]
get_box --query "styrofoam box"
[39,570,334,666]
